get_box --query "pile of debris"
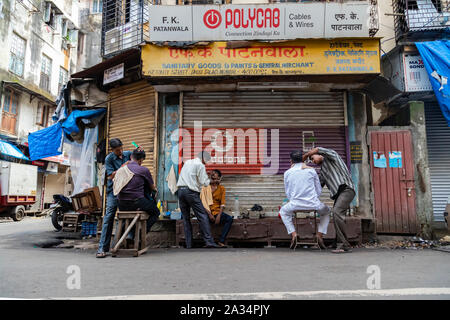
[358,235,450,250]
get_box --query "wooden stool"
[293,210,320,250]
[111,211,150,257]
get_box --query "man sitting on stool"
[280,150,330,249]
[117,148,159,242]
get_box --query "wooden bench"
[293,210,320,250]
[111,211,150,257]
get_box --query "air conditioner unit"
[104,26,122,56]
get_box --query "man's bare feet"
[317,233,326,250]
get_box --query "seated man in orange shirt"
[207,169,233,247]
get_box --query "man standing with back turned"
[177,151,220,249]
[303,147,355,253]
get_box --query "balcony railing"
[393,0,450,41]
[102,0,379,58]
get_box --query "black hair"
[212,169,222,177]
[290,150,302,164]
[109,138,123,149]
[197,151,211,162]
[132,148,146,161]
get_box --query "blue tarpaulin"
[61,109,106,134]
[28,122,63,161]
[416,40,450,126]
[0,140,29,160]
[28,108,106,161]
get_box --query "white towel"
[113,165,134,196]
[166,165,178,195]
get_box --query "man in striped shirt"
[303,147,355,253]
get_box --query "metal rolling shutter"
[182,91,346,214]
[183,91,345,128]
[425,102,450,223]
[109,80,156,176]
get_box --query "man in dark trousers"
[177,151,220,248]
[303,147,355,253]
[97,138,132,258]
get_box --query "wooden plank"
[138,246,150,256]
[113,219,123,250]
[134,219,140,251]
[141,220,147,250]
[112,215,139,253]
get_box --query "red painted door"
[370,131,417,234]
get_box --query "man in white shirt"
[280,150,331,249]
[177,151,220,248]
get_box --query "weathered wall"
[347,91,372,218]
[0,0,80,142]
[77,6,102,71]
[377,0,396,55]
[409,101,433,238]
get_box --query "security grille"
[101,0,150,58]
[393,0,450,41]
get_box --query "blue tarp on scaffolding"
[416,40,450,126]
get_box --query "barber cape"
[200,185,214,214]
[113,165,134,196]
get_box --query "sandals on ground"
[96,252,106,258]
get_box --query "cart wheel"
[11,206,25,222]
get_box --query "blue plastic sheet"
[0,140,29,160]
[28,123,63,161]
[61,109,106,134]
[416,40,450,126]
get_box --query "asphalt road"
[0,217,449,300]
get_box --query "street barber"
[280,151,330,250]
[302,147,355,253]
[97,138,132,258]
[177,151,220,249]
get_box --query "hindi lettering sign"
[103,63,124,85]
[350,141,363,163]
[148,2,371,42]
[141,39,380,77]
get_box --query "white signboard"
[324,2,370,38]
[403,54,432,92]
[149,2,370,42]
[103,63,124,85]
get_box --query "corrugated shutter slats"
[109,81,156,176]
[183,91,345,128]
[425,102,450,223]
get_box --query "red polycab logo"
[203,9,222,29]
